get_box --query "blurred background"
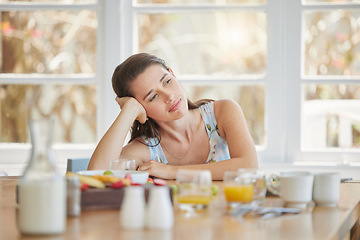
[1,0,360,175]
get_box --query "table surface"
[1,176,360,240]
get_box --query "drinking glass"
[110,159,136,171]
[176,169,212,212]
[238,168,267,206]
[224,171,254,209]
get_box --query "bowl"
[77,170,149,184]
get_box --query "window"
[287,0,360,164]
[127,0,360,164]
[0,1,100,172]
[132,0,268,148]
[2,0,359,175]
[125,0,285,163]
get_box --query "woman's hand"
[115,96,147,124]
[137,160,177,180]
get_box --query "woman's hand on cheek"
[138,160,176,180]
[115,96,148,124]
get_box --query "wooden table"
[1,176,360,240]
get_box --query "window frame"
[0,1,105,168]
[286,0,360,165]
[1,0,360,175]
[126,0,287,163]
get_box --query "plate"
[77,170,149,184]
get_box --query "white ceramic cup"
[268,171,314,209]
[313,172,341,207]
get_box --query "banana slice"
[90,175,123,184]
[66,172,105,188]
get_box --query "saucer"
[285,202,308,209]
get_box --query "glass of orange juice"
[238,168,267,206]
[176,169,212,212]
[224,171,254,209]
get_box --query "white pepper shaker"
[66,175,81,217]
[120,186,145,229]
[146,186,174,230]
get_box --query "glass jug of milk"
[18,118,66,235]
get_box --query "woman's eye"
[150,94,157,102]
[164,79,171,86]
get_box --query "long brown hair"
[112,53,212,145]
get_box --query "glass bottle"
[18,118,66,235]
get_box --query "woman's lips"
[169,98,181,112]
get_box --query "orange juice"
[177,195,212,205]
[224,185,254,202]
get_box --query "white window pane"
[0,0,96,3]
[302,84,360,150]
[303,0,358,4]
[182,83,265,146]
[1,10,97,74]
[136,0,266,4]
[138,12,266,77]
[303,10,360,76]
[0,84,97,144]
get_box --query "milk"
[18,179,66,235]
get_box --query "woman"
[88,53,258,180]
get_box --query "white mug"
[268,171,314,209]
[313,172,341,207]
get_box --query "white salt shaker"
[146,186,174,230]
[120,186,145,229]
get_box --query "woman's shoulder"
[197,99,242,123]
[120,137,151,162]
[213,99,244,127]
[213,99,246,138]
[213,99,242,116]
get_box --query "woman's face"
[131,64,188,122]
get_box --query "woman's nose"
[164,93,175,104]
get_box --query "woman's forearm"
[141,157,258,180]
[87,105,139,170]
[171,157,258,180]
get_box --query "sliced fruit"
[170,184,178,195]
[146,178,154,184]
[103,170,113,175]
[80,183,89,191]
[153,179,167,186]
[66,172,105,188]
[90,175,123,183]
[111,180,126,189]
[131,183,143,186]
[125,173,132,182]
[123,178,131,186]
[211,184,219,196]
